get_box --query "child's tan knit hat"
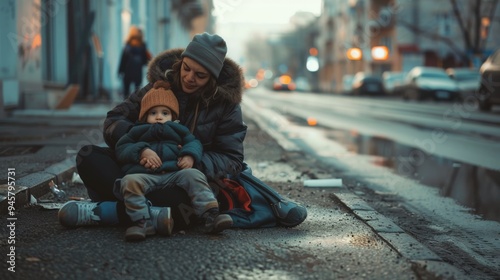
[139,81,179,121]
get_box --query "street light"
[306,56,319,72]
[481,17,490,39]
[347,48,362,60]
[371,46,389,60]
[309,47,318,56]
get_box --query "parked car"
[382,71,406,96]
[400,67,460,101]
[478,49,500,111]
[244,77,259,89]
[350,72,385,96]
[273,75,296,91]
[446,68,481,100]
[294,76,312,92]
[342,74,355,94]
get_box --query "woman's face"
[180,57,211,94]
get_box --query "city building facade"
[317,0,500,93]
[0,0,214,113]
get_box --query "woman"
[59,33,306,231]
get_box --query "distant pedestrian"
[113,80,232,241]
[118,26,152,99]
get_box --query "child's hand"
[177,155,194,169]
[140,148,162,170]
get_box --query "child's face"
[146,106,173,124]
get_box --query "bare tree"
[450,0,498,58]
[399,0,498,65]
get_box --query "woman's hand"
[140,148,162,170]
[177,155,194,169]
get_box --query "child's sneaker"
[125,219,155,241]
[150,206,174,236]
[201,208,233,234]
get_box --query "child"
[114,81,232,241]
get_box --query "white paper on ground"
[303,178,343,188]
[37,202,65,210]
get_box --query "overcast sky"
[213,0,322,64]
[213,0,322,25]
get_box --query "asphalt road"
[242,91,500,279]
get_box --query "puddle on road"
[286,115,500,222]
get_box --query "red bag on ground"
[217,178,252,212]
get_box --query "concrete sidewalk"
[0,103,113,213]
[9,103,115,118]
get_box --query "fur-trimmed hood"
[147,48,244,104]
